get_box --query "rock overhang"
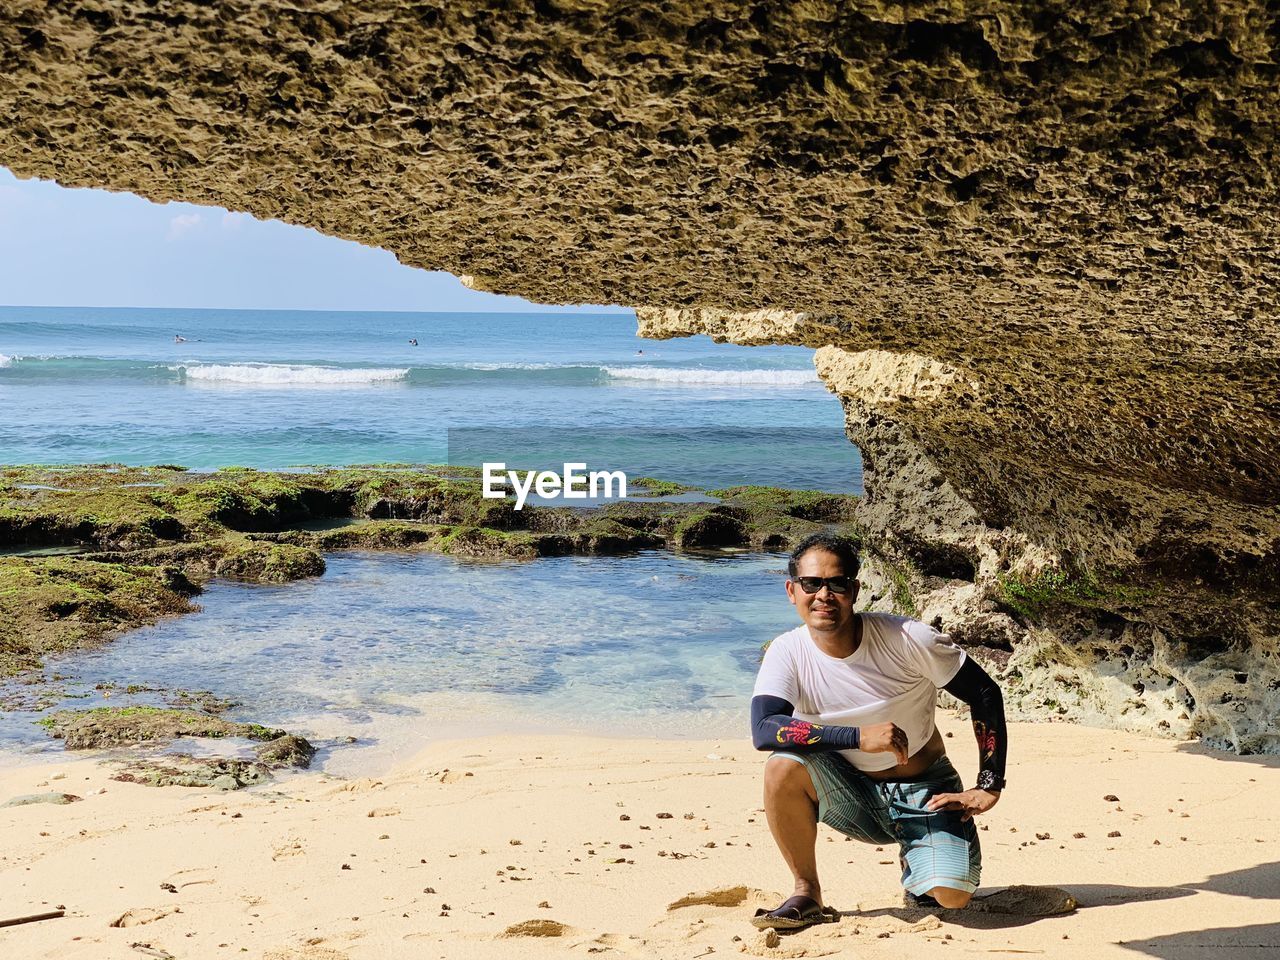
[1,1,1278,745]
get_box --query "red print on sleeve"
[973,721,997,761]
[776,721,822,746]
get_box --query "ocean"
[0,305,861,771]
[0,305,861,491]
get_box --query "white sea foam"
[179,363,409,386]
[0,354,11,368]
[602,366,819,386]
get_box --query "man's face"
[785,548,858,635]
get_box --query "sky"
[0,166,630,313]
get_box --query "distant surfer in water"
[174,335,187,343]
[409,338,418,346]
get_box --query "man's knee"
[764,755,817,802]
[926,886,972,910]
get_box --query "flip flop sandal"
[750,895,840,931]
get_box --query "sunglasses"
[791,576,855,595]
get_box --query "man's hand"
[860,722,908,766]
[925,788,1001,821]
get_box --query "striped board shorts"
[773,751,982,896]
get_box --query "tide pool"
[1,550,800,774]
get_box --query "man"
[750,533,1007,929]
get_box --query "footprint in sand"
[583,932,662,957]
[666,886,758,910]
[161,867,217,890]
[109,906,181,927]
[261,947,351,960]
[738,929,839,958]
[324,779,384,796]
[500,918,572,938]
[272,838,306,860]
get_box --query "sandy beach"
[3,711,1276,960]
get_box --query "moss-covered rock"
[110,754,273,790]
[630,477,697,497]
[312,521,440,551]
[213,541,326,583]
[37,706,287,748]
[709,486,859,524]
[0,558,199,676]
[673,509,750,549]
[2,792,83,807]
[255,734,317,769]
[996,569,1158,623]
[565,519,666,554]
[166,471,341,534]
[34,707,316,789]
[436,525,539,560]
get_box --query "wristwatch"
[976,770,1006,792]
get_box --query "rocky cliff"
[1,2,1276,749]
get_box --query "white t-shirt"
[752,613,966,772]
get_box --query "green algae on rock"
[708,486,858,525]
[995,569,1158,624]
[254,734,318,769]
[109,754,274,790]
[2,792,83,807]
[37,706,287,749]
[35,706,317,789]
[630,477,699,497]
[0,557,200,677]
[213,541,327,583]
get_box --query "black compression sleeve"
[750,694,860,752]
[943,656,1007,785]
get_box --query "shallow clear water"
[0,306,861,492]
[2,551,797,773]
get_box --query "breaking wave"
[0,355,819,389]
[181,363,410,385]
[601,365,819,386]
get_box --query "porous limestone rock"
[2,791,82,807]
[0,2,1277,747]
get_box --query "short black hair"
[787,533,861,578]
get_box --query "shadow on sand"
[844,862,1280,940]
[1173,741,1280,769]
[848,882,1189,931]
[1117,922,1280,959]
